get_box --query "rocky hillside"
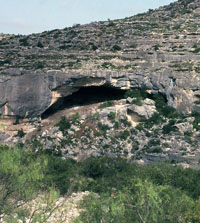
[0,0,200,119]
[2,1,200,221]
[1,0,200,168]
[16,90,200,169]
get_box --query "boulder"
[127,99,156,119]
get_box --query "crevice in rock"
[41,86,126,119]
[127,109,141,122]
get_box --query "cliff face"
[1,0,200,118]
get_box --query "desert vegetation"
[1,145,200,222]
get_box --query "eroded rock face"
[0,69,199,118]
[1,0,200,118]
[128,99,156,119]
[0,72,107,118]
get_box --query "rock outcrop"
[1,0,200,118]
[127,99,157,119]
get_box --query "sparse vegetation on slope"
[0,0,200,73]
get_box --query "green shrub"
[90,112,100,121]
[107,21,115,27]
[108,112,116,122]
[55,116,71,132]
[37,41,44,48]
[131,142,139,152]
[92,44,98,51]
[151,147,162,153]
[124,88,148,106]
[98,123,110,134]
[19,38,29,46]
[74,178,194,223]
[193,48,200,54]
[152,94,166,110]
[124,88,147,99]
[132,97,143,106]
[3,145,200,223]
[72,112,80,122]
[143,113,164,129]
[112,45,122,51]
[130,44,137,49]
[78,157,133,192]
[16,129,25,138]
[99,101,114,108]
[34,61,45,69]
[119,130,130,140]
[162,120,178,134]
[152,94,179,118]
[148,139,160,147]
[153,44,160,51]
[184,131,193,136]
[0,146,49,216]
[42,144,62,157]
[45,157,77,194]
[135,123,144,131]
[80,157,108,179]
[192,112,200,130]
[100,62,115,69]
[114,121,120,129]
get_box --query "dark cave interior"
[41,86,126,119]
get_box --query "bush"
[108,112,116,121]
[184,131,193,136]
[119,130,130,140]
[143,113,164,129]
[45,157,77,194]
[34,61,45,69]
[0,146,49,216]
[37,41,44,48]
[112,45,122,51]
[124,88,148,106]
[99,101,114,108]
[153,44,160,51]
[135,123,144,131]
[100,62,115,69]
[124,88,147,100]
[98,122,110,134]
[192,112,200,130]
[71,112,80,123]
[3,144,200,223]
[162,120,178,134]
[193,48,200,54]
[148,138,160,147]
[120,117,131,127]
[55,116,71,132]
[19,38,29,46]
[107,21,115,27]
[92,44,98,51]
[75,178,194,223]
[16,129,25,138]
[152,94,179,118]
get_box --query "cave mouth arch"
[41,86,127,119]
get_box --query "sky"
[0,0,176,35]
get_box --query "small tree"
[0,146,48,219]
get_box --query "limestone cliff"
[0,0,200,118]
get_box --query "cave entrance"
[41,86,126,119]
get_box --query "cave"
[41,86,126,119]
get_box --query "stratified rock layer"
[1,0,200,118]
